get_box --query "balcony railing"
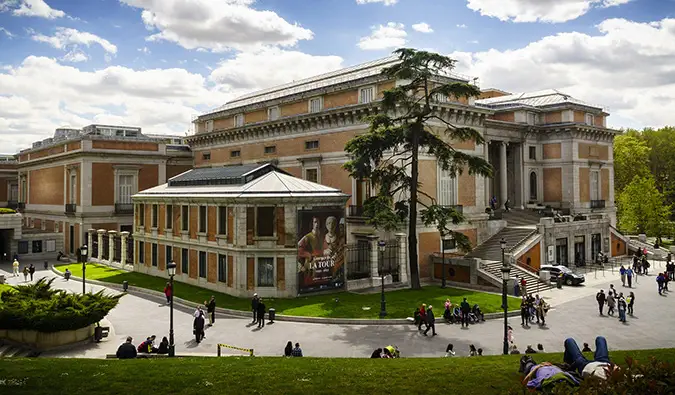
[6,200,17,210]
[590,200,606,209]
[65,203,77,214]
[348,205,366,218]
[115,203,134,214]
[443,204,464,214]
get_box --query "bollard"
[122,281,128,292]
[43,260,48,270]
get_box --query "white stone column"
[500,141,508,209]
[108,230,117,264]
[120,231,129,266]
[369,237,380,280]
[87,229,95,259]
[97,229,106,260]
[396,232,409,285]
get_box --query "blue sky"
[0,0,674,153]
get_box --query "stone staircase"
[501,209,542,227]
[0,341,40,358]
[479,260,554,292]
[466,227,536,262]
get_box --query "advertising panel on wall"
[297,208,346,294]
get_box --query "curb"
[50,266,521,325]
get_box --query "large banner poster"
[297,209,346,294]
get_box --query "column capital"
[97,229,107,234]
[108,230,118,236]
[120,231,130,237]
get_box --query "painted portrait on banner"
[297,209,346,293]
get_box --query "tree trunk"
[408,125,421,289]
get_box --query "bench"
[93,326,110,342]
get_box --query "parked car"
[539,264,585,286]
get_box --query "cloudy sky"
[0,0,673,154]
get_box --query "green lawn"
[0,349,672,395]
[54,263,519,319]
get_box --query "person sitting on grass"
[291,342,303,357]
[371,348,382,358]
[137,335,158,353]
[582,343,592,353]
[525,345,537,354]
[156,337,169,354]
[445,343,455,357]
[116,336,137,359]
[520,355,579,391]
[477,348,483,356]
[563,337,618,380]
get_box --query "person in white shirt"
[563,336,617,380]
[445,343,455,357]
[12,259,19,277]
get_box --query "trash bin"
[556,276,563,289]
[122,281,129,292]
[94,326,103,342]
[43,260,48,270]
[268,308,276,323]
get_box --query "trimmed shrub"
[0,278,122,332]
[0,208,16,214]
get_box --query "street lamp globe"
[500,238,507,251]
[167,261,176,276]
[501,266,511,281]
[81,245,88,257]
[378,241,386,253]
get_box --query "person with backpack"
[617,293,627,323]
[595,290,606,315]
[657,273,666,295]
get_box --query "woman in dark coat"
[284,341,293,357]
[157,337,169,354]
[193,309,205,343]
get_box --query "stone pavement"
[0,260,671,358]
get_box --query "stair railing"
[508,229,539,254]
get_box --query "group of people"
[192,296,217,343]
[413,298,480,336]
[596,285,634,323]
[521,336,618,391]
[632,249,651,275]
[519,294,549,327]
[115,335,170,359]
[11,259,35,282]
[370,345,400,358]
[283,341,304,357]
[251,293,269,328]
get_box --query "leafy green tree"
[613,132,650,195]
[617,175,671,237]
[642,127,675,212]
[343,49,492,289]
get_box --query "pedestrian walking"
[251,293,259,323]
[536,298,549,326]
[657,273,665,295]
[596,290,606,315]
[28,263,35,281]
[606,291,616,316]
[514,275,521,297]
[520,296,530,327]
[193,308,205,343]
[423,305,436,336]
[620,265,626,287]
[418,304,428,331]
[22,266,28,282]
[12,258,19,277]
[626,267,633,288]
[163,282,172,304]
[617,294,627,323]
[257,298,266,328]
[627,292,635,315]
[206,295,216,326]
[460,298,471,328]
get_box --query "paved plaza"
[0,260,671,358]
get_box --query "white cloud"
[0,48,345,153]
[61,50,88,63]
[31,27,118,55]
[0,0,65,19]
[119,0,313,52]
[468,40,479,44]
[465,0,633,23]
[358,22,407,51]
[449,18,675,129]
[412,22,433,33]
[0,26,14,37]
[209,47,344,90]
[456,24,467,28]
[138,46,151,54]
[356,0,398,5]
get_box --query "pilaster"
[120,231,129,266]
[97,229,106,260]
[108,230,117,264]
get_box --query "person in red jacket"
[163,282,172,305]
[418,304,428,331]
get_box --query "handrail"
[508,229,538,254]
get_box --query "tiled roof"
[168,163,269,186]
[475,89,604,111]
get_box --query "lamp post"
[80,245,88,294]
[441,233,453,288]
[167,260,176,357]
[500,237,510,355]
[378,240,387,318]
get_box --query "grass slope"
[0,349,673,395]
[55,263,519,318]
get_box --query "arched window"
[529,172,538,201]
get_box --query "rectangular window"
[202,152,211,161]
[359,86,375,104]
[309,97,323,113]
[118,174,134,204]
[69,173,77,204]
[304,168,319,183]
[198,251,207,278]
[529,146,536,160]
[181,248,189,275]
[218,254,227,283]
[590,170,600,200]
[234,114,244,127]
[230,150,241,158]
[165,205,173,230]
[166,245,172,265]
[198,205,207,233]
[256,206,275,237]
[257,257,274,287]
[218,206,227,235]
[205,120,214,133]
[18,240,28,254]
[267,106,280,121]
[32,240,42,253]
[181,205,189,231]
[527,112,538,125]
[151,243,158,267]
[442,238,456,251]
[438,168,457,206]
[433,93,448,103]
[138,203,145,226]
[138,241,145,264]
[264,145,276,154]
[305,140,319,150]
[585,113,595,126]
[20,178,27,203]
[151,204,158,228]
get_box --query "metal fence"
[346,242,371,280]
[113,235,122,262]
[92,238,99,258]
[381,240,400,282]
[102,239,109,261]
[126,235,134,264]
